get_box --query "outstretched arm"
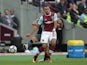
[53,13,58,31]
[25,25,39,38]
[25,16,43,38]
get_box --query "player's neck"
[45,12,51,16]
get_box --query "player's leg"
[31,36,38,43]
[24,40,33,53]
[24,34,40,52]
[49,31,57,52]
[45,45,52,63]
[31,34,41,50]
[46,31,57,62]
[33,43,47,63]
[33,31,49,63]
[50,39,56,51]
[32,34,45,62]
[37,44,51,63]
[43,39,56,63]
[44,52,48,61]
[40,32,52,62]
[38,50,51,62]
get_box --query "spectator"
[56,12,64,52]
[56,0,67,19]
[2,9,13,27]
[56,0,60,4]
[67,0,76,4]
[79,8,87,28]
[10,9,20,33]
[78,0,87,15]
[66,2,73,23]
[70,4,79,24]
[67,2,73,12]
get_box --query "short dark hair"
[43,3,50,8]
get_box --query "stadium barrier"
[67,40,84,58]
[85,46,87,58]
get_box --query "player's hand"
[52,28,55,32]
[32,21,38,26]
[25,33,31,38]
[52,28,55,36]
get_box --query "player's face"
[4,9,9,15]
[44,6,50,15]
[10,9,14,15]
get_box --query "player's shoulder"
[51,12,55,14]
[51,12,57,16]
[51,12,56,17]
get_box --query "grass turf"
[0,55,87,65]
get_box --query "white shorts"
[40,31,57,43]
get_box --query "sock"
[34,54,39,61]
[46,53,50,59]
[33,46,44,61]
[38,46,44,52]
[44,52,51,61]
[44,53,48,61]
[49,45,56,51]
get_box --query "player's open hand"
[24,33,31,39]
[52,28,55,36]
[52,28,55,32]
[32,21,38,26]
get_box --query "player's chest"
[43,16,54,22]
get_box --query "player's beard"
[46,13,49,15]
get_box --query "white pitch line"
[0,52,67,56]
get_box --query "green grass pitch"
[0,55,87,65]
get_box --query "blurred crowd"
[0,9,19,34]
[44,0,87,27]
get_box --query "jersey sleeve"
[38,16,43,25]
[53,13,58,21]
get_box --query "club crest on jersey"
[45,21,53,24]
[44,19,47,21]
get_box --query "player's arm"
[32,21,38,26]
[37,16,43,25]
[32,18,39,26]
[25,26,39,38]
[25,16,43,38]
[53,13,58,31]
